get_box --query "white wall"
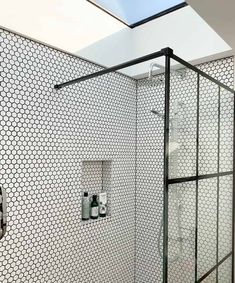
[187,0,235,53]
[77,28,133,67]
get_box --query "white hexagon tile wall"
[0,28,136,282]
[0,27,234,283]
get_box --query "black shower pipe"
[54,47,234,94]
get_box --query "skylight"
[88,0,187,28]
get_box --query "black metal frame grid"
[170,54,234,283]
[54,48,235,283]
[86,0,188,29]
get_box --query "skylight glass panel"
[88,0,186,27]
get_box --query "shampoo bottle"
[99,192,107,217]
[90,194,99,219]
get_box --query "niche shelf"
[81,160,112,223]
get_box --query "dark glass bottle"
[90,195,99,219]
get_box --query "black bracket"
[161,47,173,56]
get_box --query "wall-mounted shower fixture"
[151,103,183,156]
[148,63,162,81]
[147,62,186,85]
[151,101,184,128]
[0,186,7,240]
[153,101,184,264]
[148,63,165,85]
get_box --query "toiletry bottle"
[99,192,107,217]
[90,194,99,219]
[82,192,90,220]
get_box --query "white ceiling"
[0,0,125,52]
[0,0,232,77]
[77,6,232,77]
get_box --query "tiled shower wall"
[136,57,234,283]
[0,27,234,283]
[0,29,137,282]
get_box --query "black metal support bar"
[232,91,235,283]
[216,86,221,282]
[195,73,200,282]
[197,252,232,283]
[54,49,165,89]
[163,50,172,283]
[54,47,234,95]
[168,171,233,185]
[171,54,234,94]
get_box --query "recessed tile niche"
[81,160,112,222]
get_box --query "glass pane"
[90,0,185,25]
[167,61,234,283]
[197,178,217,278]
[199,76,219,175]
[218,175,233,261]
[136,62,165,283]
[168,182,196,282]
[218,256,232,283]
[220,88,234,172]
[169,65,197,179]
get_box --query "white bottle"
[82,192,90,220]
[99,192,107,217]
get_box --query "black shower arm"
[54,48,171,89]
[54,47,235,94]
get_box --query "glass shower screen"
[166,58,234,283]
